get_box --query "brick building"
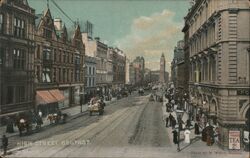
[34,8,85,114]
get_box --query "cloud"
[115,9,183,72]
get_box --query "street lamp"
[79,91,84,113]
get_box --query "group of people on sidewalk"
[163,89,219,148]
[3,110,44,137]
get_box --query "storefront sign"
[228,130,241,150]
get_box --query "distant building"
[171,40,185,89]
[84,56,96,103]
[125,58,130,84]
[132,56,145,85]
[159,53,166,83]
[151,70,160,83]
[82,33,108,96]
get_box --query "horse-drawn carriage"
[88,97,105,116]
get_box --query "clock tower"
[159,53,166,83]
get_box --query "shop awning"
[36,90,58,105]
[49,89,65,102]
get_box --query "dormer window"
[43,28,52,39]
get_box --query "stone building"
[34,8,85,114]
[109,47,126,90]
[0,0,36,119]
[132,56,145,85]
[159,53,166,83]
[171,40,185,89]
[84,55,96,103]
[82,33,108,96]
[183,0,250,150]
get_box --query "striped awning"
[49,89,65,102]
[36,90,58,105]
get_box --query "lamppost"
[79,91,84,113]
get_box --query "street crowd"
[161,87,218,149]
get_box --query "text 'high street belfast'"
[0,0,249,158]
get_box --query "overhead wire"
[50,0,76,25]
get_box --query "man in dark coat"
[2,135,8,155]
[172,118,177,129]
[172,130,178,144]
[6,117,14,133]
[195,122,200,135]
[169,113,174,127]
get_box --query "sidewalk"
[162,95,248,158]
[0,98,116,138]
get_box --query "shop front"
[36,89,65,116]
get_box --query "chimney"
[54,18,62,30]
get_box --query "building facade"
[82,33,108,96]
[84,55,96,103]
[112,48,126,90]
[0,0,36,119]
[184,0,250,150]
[132,56,145,85]
[34,8,85,113]
[171,40,185,90]
[159,53,166,83]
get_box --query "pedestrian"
[172,129,178,144]
[186,119,191,128]
[184,128,191,144]
[6,117,14,133]
[194,122,200,135]
[164,112,170,127]
[169,113,173,126]
[172,118,177,129]
[2,135,8,155]
[38,110,42,118]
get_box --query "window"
[89,78,91,87]
[13,49,25,70]
[43,48,51,60]
[36,66,40,81]
[43,28,52,39]
[63,68,66,82]
[42,67,51,82]
[75,54,80,65]
[89,67,91,75]
[36,45,40,59]
[16,86,25,102]
[63,51,66,63]
[14,17,25,38]
[53,68,57,82]
[54,49,57,61]
[0,47,5,67]
[0,14,3,33]
[75,69,80,82]
[93,67,95,75]
[6,86,14,104]
[58,68,61,82]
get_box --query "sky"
[28,0,190,72]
